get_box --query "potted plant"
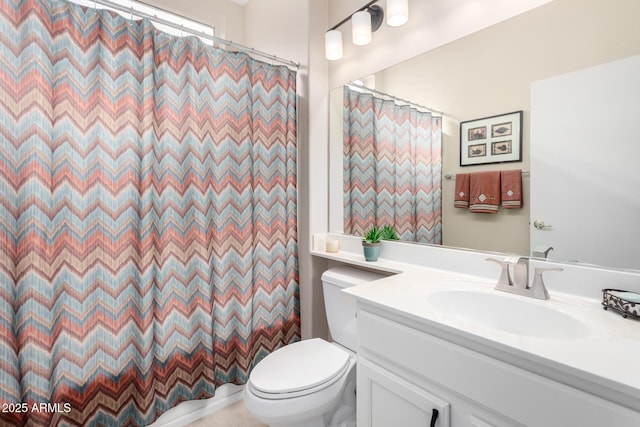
[362,226,382,261]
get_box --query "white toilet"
[244,266,385,427]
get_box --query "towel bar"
[444,170,530,180]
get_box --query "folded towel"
[454,173,470,208]
[501,169,523,209]
[469,171,501,213]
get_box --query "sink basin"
[428,289,589,340]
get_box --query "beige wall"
[146,0,245,41]
[371,0,640,254]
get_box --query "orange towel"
[454,173,470,208]
[501,169,523,209]
[469,171,501,213]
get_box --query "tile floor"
[186,400,266,427]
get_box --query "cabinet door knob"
[430,408,439,427]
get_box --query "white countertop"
[324,254,640,412]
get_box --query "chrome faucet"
[486,256,562,300]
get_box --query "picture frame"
[460,111,522,166]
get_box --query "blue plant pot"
[362,242,381,261]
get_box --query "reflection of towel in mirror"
[501,169,523,209]
[454,173,470,208]
[469,171,501,213]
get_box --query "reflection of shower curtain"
[343,87,442,243]
[0,0,299,425]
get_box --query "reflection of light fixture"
[387,0,409,27]
[325,0,407,61]
[325,30,343,60]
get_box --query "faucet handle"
[531,267,563,300]
[511,257,530,289]
[486,257,512,287]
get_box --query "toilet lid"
[249,338,350,395]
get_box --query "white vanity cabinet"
[356,305,640,427]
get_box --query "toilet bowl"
[244,266,386,427]
[244,339,356,427]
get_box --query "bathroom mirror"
[329,0,640,270]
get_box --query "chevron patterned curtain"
[0,0,299,425]
[343,86,442,243]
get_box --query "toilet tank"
[321,266,386,351]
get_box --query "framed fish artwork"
[460,111,523,166]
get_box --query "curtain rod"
[347,82,444,116]
[216,40,300,70]
[88,0,300,70]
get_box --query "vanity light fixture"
[352,10,373,45]
[325,0,407,61]
[386,0,409,27]
[325,29,343,60]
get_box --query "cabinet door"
[358,358,450,427]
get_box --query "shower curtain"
[0,0,299,425]
[343,86,442,244]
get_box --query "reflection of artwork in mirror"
[491,140,512,155]
[468,126,486,141]
[342,86,443,244]
[460,111,522,166]
[468,143,486,158]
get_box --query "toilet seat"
[248,338,351,400]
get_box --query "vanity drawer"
[357,308,640,427]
